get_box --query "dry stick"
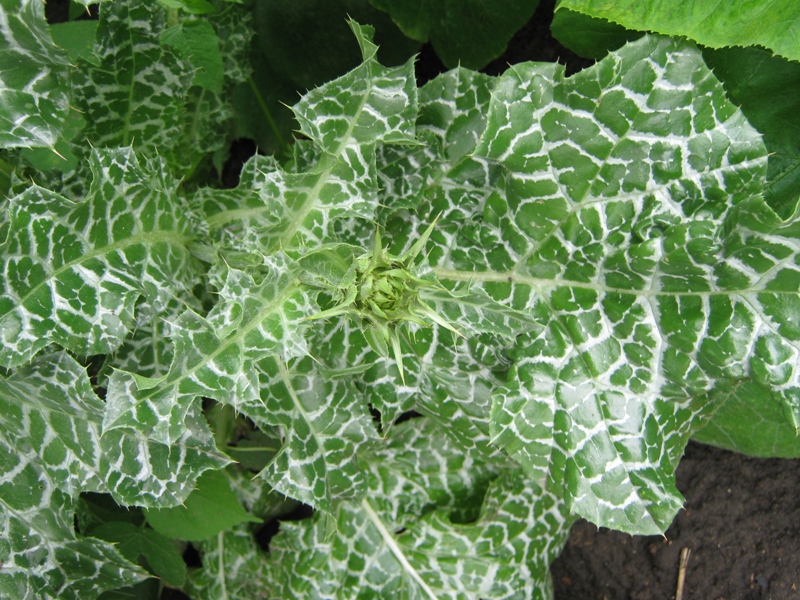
[676,547,692,600]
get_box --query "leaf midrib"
[361,498,440,600]
[2,229,192,319]
[433,266,798,296]
[204,67,376,249]
[105,280,300,437]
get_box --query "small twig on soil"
[676,547,692,600]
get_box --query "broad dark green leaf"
[161,21,224,92]
[50,21,100,65]
[550,8,640,60]
[703,47,800,220]
[91,522,186,587]
[19,108,86,174]
[145,470,260,541]
[253,0,419,92]
[369,0,539,69]
[694,381,800,458]
[554,0,800,62]
[157,0,216,15]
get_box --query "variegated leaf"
[0,351,235,598]
[417,35,778,534]
[0,352,229,509]
[103,257,315,445]
[254,355,378,514]
[378,68,503,257]
[267,418,573,599]
[0,439,146,599]
[185,525,271,600]
[107,296,188,381]
[199,20,417,253]
[73,0,191,155]
[0,148,202,368]
[0,0,70,148]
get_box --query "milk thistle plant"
[302,220,464,383]
[1,0,799,598]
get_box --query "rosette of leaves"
[2,1,800,597]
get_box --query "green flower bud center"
[355,264,418,323]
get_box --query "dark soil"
[552,442,800,600]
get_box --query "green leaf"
[0,148,202,368]
[103,259,315,446]
[254,356,379,514]
[157,0,216,15]
[369,0,539,69]
[252,0,419,92]
[410,34,788,535]
[172,4,254,163]
[693,380,800,458]
[210,3,252,84]
[267,418,574,598]
[0,0,71,149]
[224,429,281,473]
[92,522,187,587]
[76,494,144,535]
[19,108,86,174]
[145,470,260,542]
[222,467,302,522]
[73,0,191,155]
[50,20,100,65]
[0,437,146,599]
[161,21,224,92]
[554,0,800,62]
[550,9,640,60]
